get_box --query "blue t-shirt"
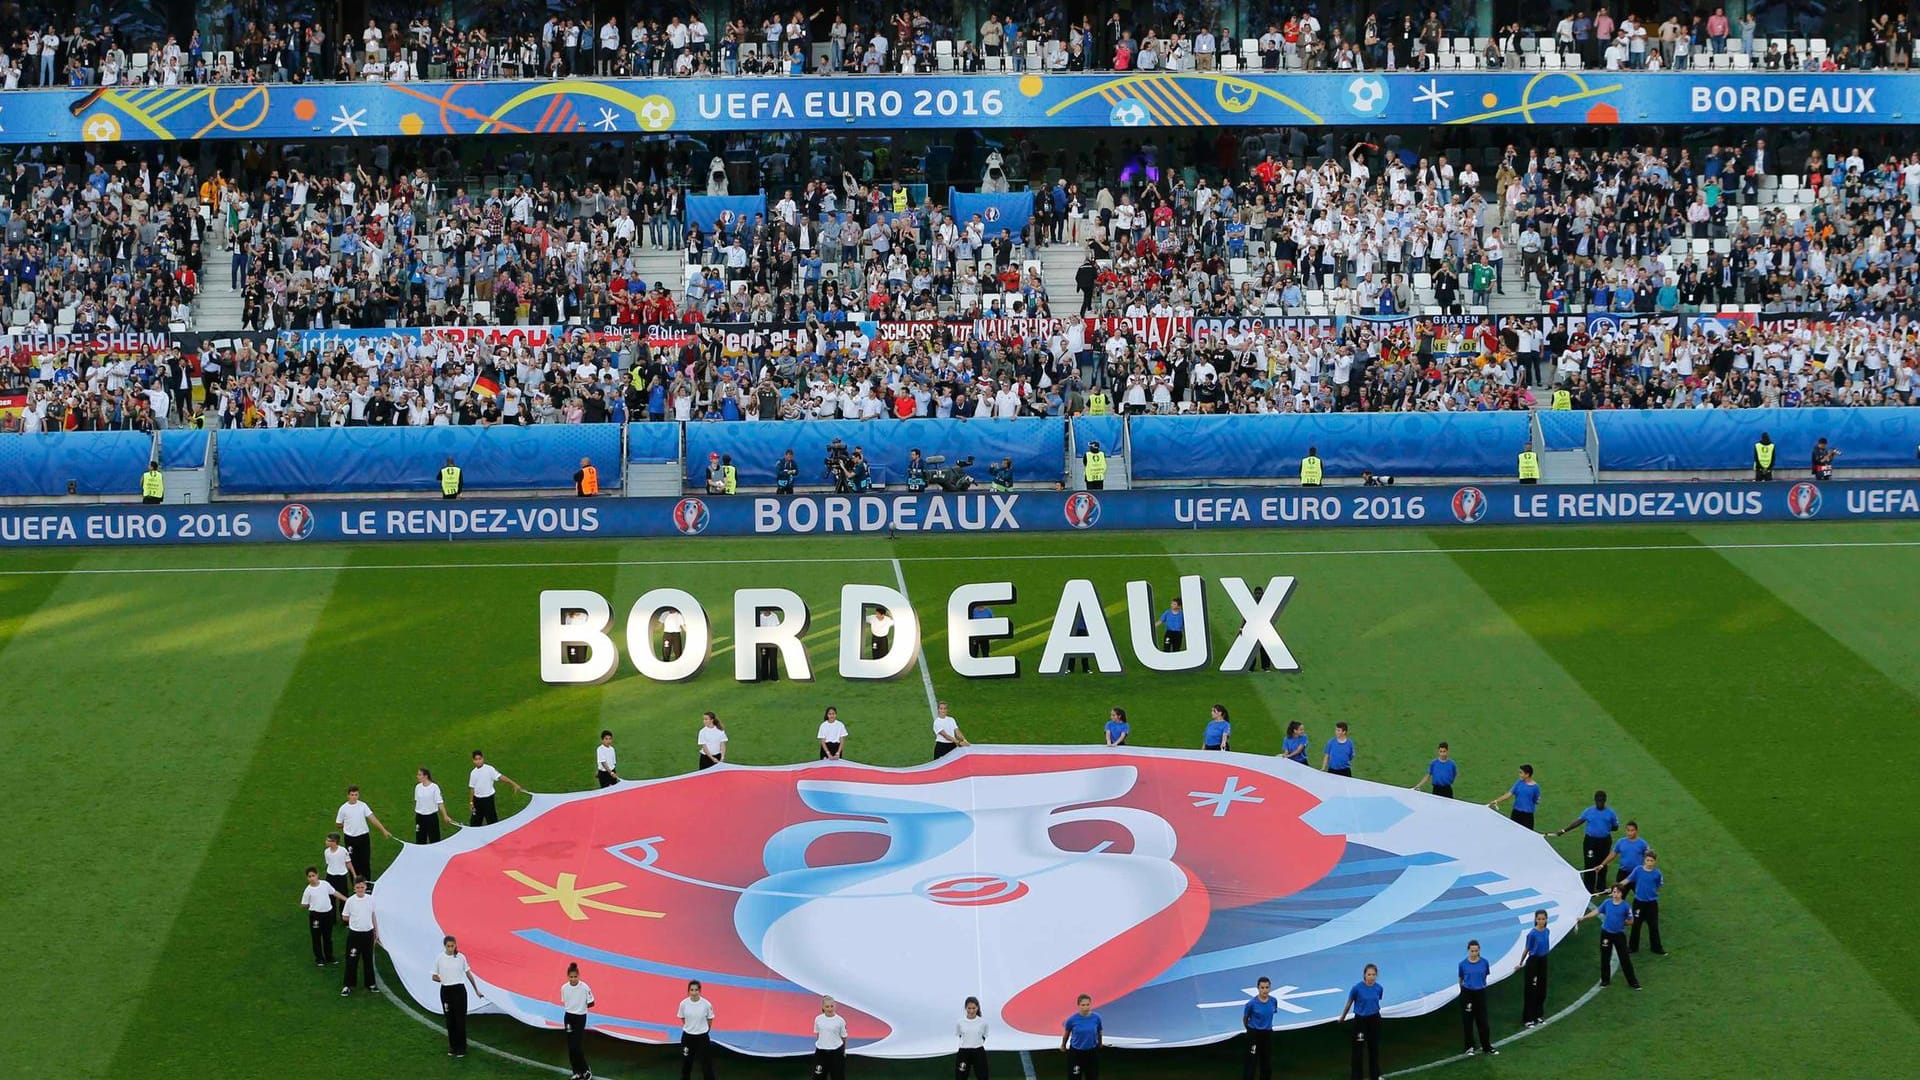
[1203,719,1231,747]
[1626,866,1663,903]
[1281,735,1310,763]
[1510,780,1541,813]
[1347,981,1384,1017]
[1105,719,1129,744]
[1063,1012,1103,1050]
[1243,995,1277,1031]
[1428,759,1458,787]
[1458,957,1490,991]
[1524,927,1551,957]
[1613,836,1648,873]
[1580,806,1620,839]
[1160,608,1185,632]
[1597,898,1632,934]
[1325,737,1355,770]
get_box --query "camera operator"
[826,438,854,492]
[906,449,928,492]
[989,457,1014,492]
[776,449,799,494]
[847,448,872,491]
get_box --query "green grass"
[5,522,1920,1080]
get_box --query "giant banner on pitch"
[373,747,1588,1056]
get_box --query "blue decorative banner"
[19,72,1910,145]
[0,480,1913,547]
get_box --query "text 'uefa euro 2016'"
[537,577,1299,683]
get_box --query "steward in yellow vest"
[1083,443,1108,489]
[1300,446,1323,487]
[440,456,462,498]
[1518,447,1540,483]
[1754,433,1775,481]
[1087,391,1111,416]
[1551,388,1573,411]
[141,463,165,504]
[722,457,738,495]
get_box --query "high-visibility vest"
[892,187,909,211]
[1300,456,1323,486]
[1087,392,1111,415]
[1518,451,1540,480]
[1755,442,1775,469]
[578,465,600,495]
[440,466,462,495]
[1551,389,1573,411]
[722,464,737,494]
[141,469,164,499]
[1084,450,1107,482]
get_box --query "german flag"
[0,387,25,419]
[471,363,502,399]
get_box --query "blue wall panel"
[684,418,1065,486]
[159,430,209,470]
[1130,413,1528,480]
[1594,408,1920,471]
[626,423,681,464]
[217,426,622,495]
[1536,412,1588,452]
[0,432,154,496]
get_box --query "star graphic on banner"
[329,105,368,136]
[506,869,666,921]
[594,107,620,131]
[1189,776,1265,817]
[1414,79,1455,121]
[1197,985,1346,1015]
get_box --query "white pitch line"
[1382,979,1605,1077]
[891,557,942,719]
[4,537,1919,577]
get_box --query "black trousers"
[1582,837,1610,894]
[1601,930,1640,988]
[812,1045,846,1080]
[1242,1029,1272,1080]
[1459,987,1491,1051]
[567,1012,590,1075]
[1521,955,1549,1025]
[1631,899,1663,953]
[1348,1013,1381,1079]
[956,1045,989,1080]
[1066,1047,1099,1080]
[1163,629,1185,650]
[326,873,351,917]
[699,752,720,770]
[663,630,685,661]
[680,1029,715,1080]
[1329,767,1353,777]
[869,635,888,659]
[597,768,619,788]
[345,833,373,881]
[1511,810,1535,830]
[819,741,842,760]
[307,910,336,963]
[416,813,442,844]
[1086,478,1103,489]
[1755,466,1773,481]
[344,929,376,988]
[756,646,778,681]
[1432,784,1454,798]
[471,794,498,826]
[934,741,958,759]
[442,985,468,1055]
[969,638,989,658]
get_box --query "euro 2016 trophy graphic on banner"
[376,747,1587,1056]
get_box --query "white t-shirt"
[413,782,445,815]
[342,893,376,932]
[469,764,501,797]
[678,996,715,1033]
[934,714,960,744]
[868,611,893,638]
[562,980,594,1015]
[661,609,686,634]
[957,1016,989,1048]
[433,952,471,986]
[815,1013,848,1049]
[302,882,336,913]
[817,720,849,744]
[698,726,729,757]
[322,846,352,877]
[336,800,374,837]
[597,743,618,773]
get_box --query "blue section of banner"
[216,426,623,495]
[25,73,1906,146]
[1592,407,1920,471]
[1535,412,1588,452]
[684,417,1065,487]
[1129,413,1528,480]
[0,432,154,496]
[626,423,681,465]
[948,189,1034,236]
[159,430,209,470]
[1073,415,1125,455]
[686,195,769,237]
[2,481,1911,547]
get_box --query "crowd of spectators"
[0,6,1895,87]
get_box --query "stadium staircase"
[1529,412,1597,485]
[1067,416,1131,491]
[636,248,687,297]
[195,243,245,332]
[1039,244,1085,315]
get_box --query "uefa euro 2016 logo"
[277,503,315,541]
[1786,482,1822,520]
[1450,487,1488,524]
[1064,492,1102,529]
[671,497,710,535]
[374,749,1586,1058]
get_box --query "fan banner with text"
[374,746,1588,1057]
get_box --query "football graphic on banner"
[374,747,1587,1057]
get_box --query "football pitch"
[5,520,1920,1080]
